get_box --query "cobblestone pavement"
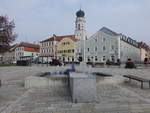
[0,66,150,113]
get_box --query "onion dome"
[76,9,85,17]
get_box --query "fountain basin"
[25,75,68,89]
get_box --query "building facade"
[138,41,150,62]
[120,35,140,62]
[15,42,39,61]
[40,35,76,61]
[1,44,18,63]
[40,34,57,58]
[39,9,147,64]
[56,36,77,62]
[85,27,119,62]
[85,27,141,63]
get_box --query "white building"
[40,34,57,58]
[85,27,140,63]
[15,42,40,61]
[120,35,140,62]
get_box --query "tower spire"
[74,9,86,62]
[75,9,86,40]
[80,4,82,10]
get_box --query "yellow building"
[57,36,77,62]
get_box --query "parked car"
[12,61,17,64]
[49,59,63,66]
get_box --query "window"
[95,38,97,42]
[145,54,147,57]
[95,46,97,51]
[87,48,89,52]
[68,50,71,53]
[103,56,106,61]
[103,46,106,51]
[72,49,74,53]
[68,57,70,61]
[87,57,90,62]
[111,45,114,50]
[63,57,65,61]
[95,56,98,61]
[72,57,74,61]
[103,38,106,42]
[111,55,115,62]
[78,24,80,30]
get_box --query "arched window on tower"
[78,24,80,30]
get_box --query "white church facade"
[84,27,141,63]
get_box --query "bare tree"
[0,16,17,53]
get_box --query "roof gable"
[100,27,118,36]
[40,35,76,43]
[18,42,39,49]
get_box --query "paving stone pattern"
[0,66,150,113]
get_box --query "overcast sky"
[0,0,150,45]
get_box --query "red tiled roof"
[18,42,39,48]
[18,42,40,52]
[24,47,39,52]
[138,41,150,50]
[40,35,77,43]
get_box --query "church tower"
[75,9,86,40]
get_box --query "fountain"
[25,64,112,103]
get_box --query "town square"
[0,0,150,113]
